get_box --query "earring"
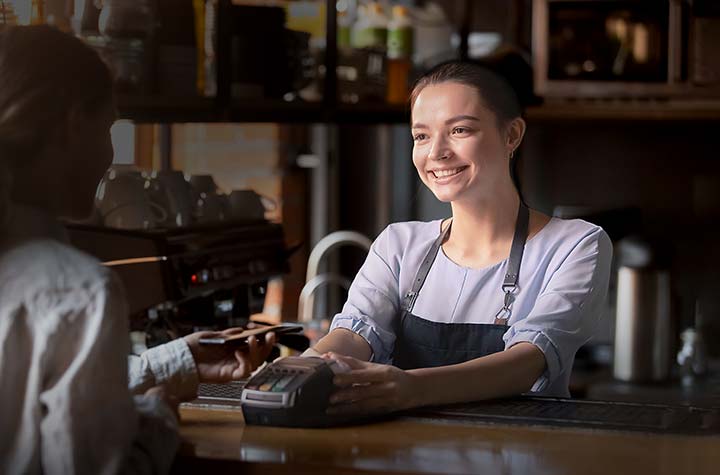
[508,150,514,160]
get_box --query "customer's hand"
[145,385,180,420]
[323,352,420,416]
[184,327,276,383]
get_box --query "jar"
[98,0,154,39]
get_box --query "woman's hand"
[184,327,276,383]
[324,352,421,416]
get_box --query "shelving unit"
[110,0,720,125]
[114,0,411,125]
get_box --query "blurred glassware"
[678,301,709,382]
[411,2,455,68]
[92,0,154,93]
[96,165,167,229]
[98,0,154,38]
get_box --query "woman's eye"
[413,133,427,141]
[452,127,468,135]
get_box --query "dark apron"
[393,204,529,370]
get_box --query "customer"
[0,25,273,474]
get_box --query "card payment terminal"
[241,356,350,427]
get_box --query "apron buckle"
[403,291,417,309]
[494,306,511,324]
[503,290,515,308]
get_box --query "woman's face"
[411,82,513,204]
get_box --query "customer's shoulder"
[0,238,110,289]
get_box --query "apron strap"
[401,221,451,313]
[494,203,530,323]
[503,203,529,292]
[402,202,530,319]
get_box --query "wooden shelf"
[116,95,218,123]
[116,95,410,125]
[526,100,720,122]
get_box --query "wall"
[520,118,720,352]
[169,123,310,322]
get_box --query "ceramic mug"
[228,189,274,221]
[190,174,229,223]
[147,170,193,227]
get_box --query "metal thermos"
[613,236,673,382]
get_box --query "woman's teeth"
[431,167,464,178]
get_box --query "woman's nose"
[427,136,450,161]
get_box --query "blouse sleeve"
[127,338,199,401]
[329,226,401,363]
[37,272,178,475]
[503,227,613,393]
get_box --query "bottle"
[386,4,413,104]
[30,0,44,24]
[337,9,351,49]
[351,1,387,50]
[192,0,206,95]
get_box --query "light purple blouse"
[329,217,613,397]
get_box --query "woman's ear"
[505,117,526,155]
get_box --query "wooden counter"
[173,405,720,475]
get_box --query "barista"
[0,26,274,474]
[310,61,613,415]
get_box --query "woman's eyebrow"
[445,115,480,124]
[412,115,481,129]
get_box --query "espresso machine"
[65,220,292,346]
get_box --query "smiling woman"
[309,60,613,417]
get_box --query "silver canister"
[613,237,673,382]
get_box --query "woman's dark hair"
[410,57,532,201]
[0,25,113,224]
[410,60,523,127]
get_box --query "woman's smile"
[428,166,469,182]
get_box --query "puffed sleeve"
[503,227,613,393]
[329,225,401,363]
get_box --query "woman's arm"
[327,227,613,415]
[309,225,405,363]
[409,342,545,406]
[312,328,373,361]
[326,343,544,414]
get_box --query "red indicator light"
[191,274,198,284]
